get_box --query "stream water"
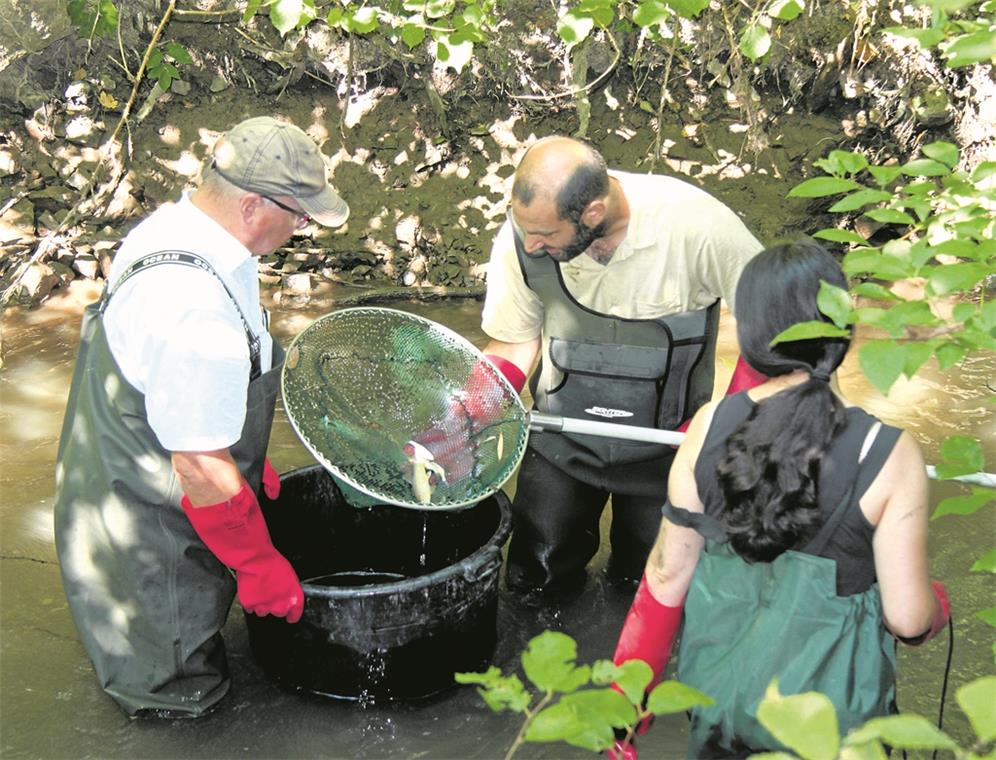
[0,290,992,758]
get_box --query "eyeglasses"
[262,194,311,228]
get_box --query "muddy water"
[1,290,992,758]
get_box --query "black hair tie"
[810,369,831,383]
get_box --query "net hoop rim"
[281,306,529,511]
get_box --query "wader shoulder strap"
[803,421,901,555]
[103,250,263,380]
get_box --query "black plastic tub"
[244,464,512,702]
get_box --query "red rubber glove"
[925,581,951,642]
[182,483,304,623]
[612,574,684,700]
[261,457,281,501]
[484,354,527,394]
[407,354,527,488]
[607,739,638,760]
[677,355,765,433]
[607,576,684,757]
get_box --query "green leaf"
[817,281,853,328]
[788,177,862,198]
[813,228,869,245]
[633,0,671,27]
[923,0,978,10]
[921,141,959,169]
[558,9,595,46]
[934,341,967,370]
[875,300,939,338]
[927,262,991,296]
[850,306,887,326]
[846,714,958,750]
[976,606,996,625]
[157,71,173,91]
[345,6,380,33]
[851,283,899,301]
[243,0,262,23]
[665,0,710,17]
[938,435,985,477]
[970,161,996,183]
[901,340,934,377]
[767,0,805,21]
[842,249,884,275]
[401,23,426,48]
[971,549,996,573]
[863,208,915,225]
[433,32,473,74]
[526,690,633,750]
[955,676,996,744]
[757,681,839,760]
[647,680,715,714]
[902,158,951,177]
[740,24,771,61]
[590,659,618,686]
[830,149,869,175]
[931,489,994,520]
[829,189,894,212]
[521,631,591,693]
[901,179,936,196]
[838,741,890,760]
[942,29,996,68]
[882,26,946,48]
[455,667,532,712]
[613,659,653,705]
[858,340,907,395]
[867,165,904,187]
[165,42,193,64]
[771,321,851,344]
[270,0,303,35]
[421,0,455,19]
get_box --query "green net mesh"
[282,307,530,510]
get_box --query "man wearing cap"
[53,116,349,717]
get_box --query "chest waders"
[666,424,901,758]
[517,246,718,494]
[504,244,720,595]
[53,252,283,716]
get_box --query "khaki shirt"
[481,171,763,344]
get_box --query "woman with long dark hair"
[610,239,950,757]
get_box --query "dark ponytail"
[718,239,852,562]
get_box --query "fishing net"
[282,307,530,510]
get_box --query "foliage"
[883,0,996,68]
[460,637,996,758]
[780,136,996,538]
[243,0,501,75]
[455,630,712,758]
[147,42,192,92]
[67,0,118,40]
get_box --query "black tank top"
[693,392,899,595]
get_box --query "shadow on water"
[0,292,992,758]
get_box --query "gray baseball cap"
[211,116,349,227]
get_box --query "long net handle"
[529,412,996,488]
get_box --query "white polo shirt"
[104,194,273,452]
[482,171,763,344]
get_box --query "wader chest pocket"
[546,338,669,428]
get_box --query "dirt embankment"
[0,2,991,311]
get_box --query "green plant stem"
[649,44,675,173]
[505,692,554,760]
